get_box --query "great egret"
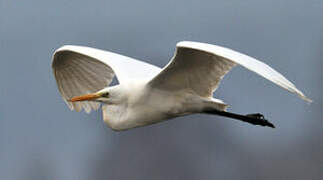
[52,41,311,130]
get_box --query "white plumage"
[52,45,161,113]
[52,41,311,130]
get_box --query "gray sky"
[0,0,322,179]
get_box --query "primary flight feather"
[52,41,311,130]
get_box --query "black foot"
[245,113,275,128]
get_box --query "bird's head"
[68,86,120,104]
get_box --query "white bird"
[52,41,311,131]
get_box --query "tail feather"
[208,98,229,111]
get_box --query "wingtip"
[292,88,312,104]
[301,95,313,104]
[296,91,312,103]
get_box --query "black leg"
[203,110,275,128]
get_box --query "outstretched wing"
[52,45,161,113]
[149,41,311,102]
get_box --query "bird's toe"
[246,113,265,119]
[245,113,275,128]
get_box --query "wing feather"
[52,45,161,113]
[149,41,311,102]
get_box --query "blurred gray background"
[0,0,322,179]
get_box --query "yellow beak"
[69,93,101,102]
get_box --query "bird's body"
[52,41,311,130]
[97,81,224,130]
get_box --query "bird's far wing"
[148,41,311,102]
[52,45,161,113]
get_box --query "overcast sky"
[0,0,322,179]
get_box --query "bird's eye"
[102,92,109,98]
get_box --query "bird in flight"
[52,41,311,131]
